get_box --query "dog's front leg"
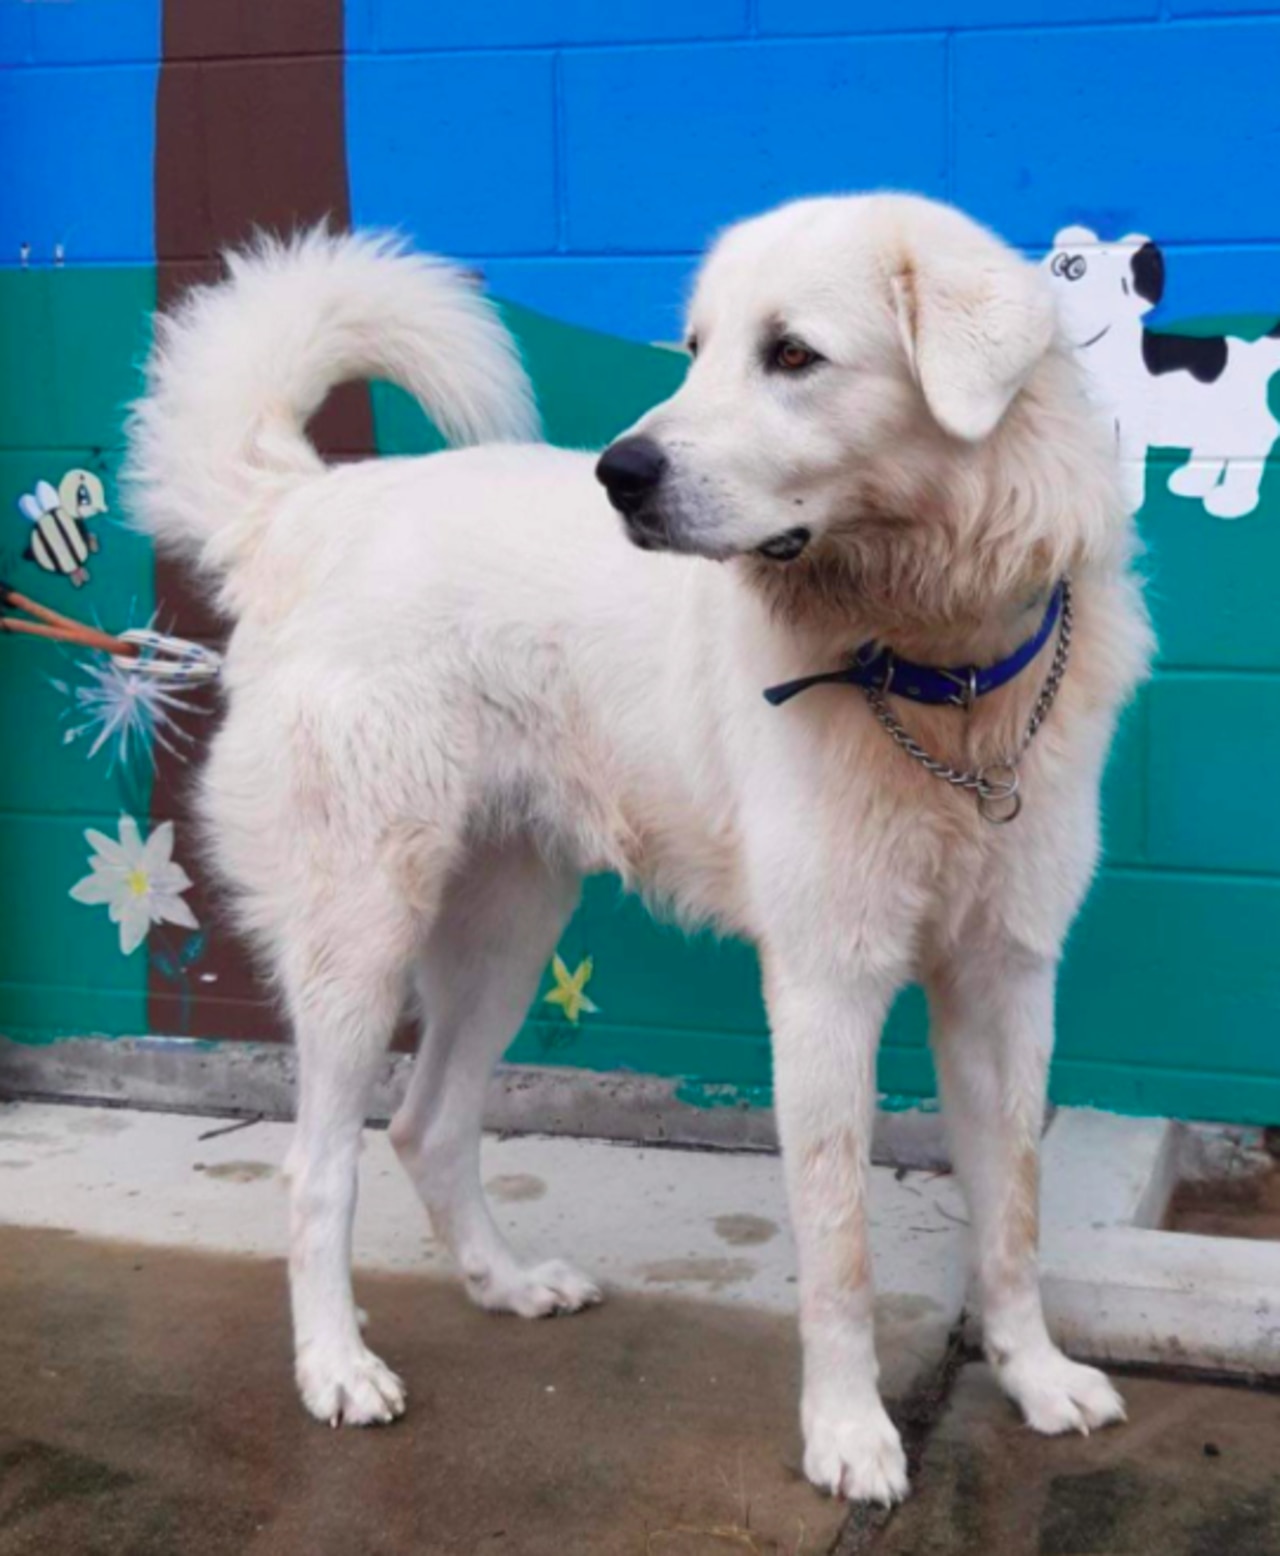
[766,967,908,1506]
[928,944,1126,1436]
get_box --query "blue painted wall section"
[0,65,158,264]
[0,0,160,265]
[343,3,1280,341]
[953,23,1280,247]
[558,39,948,253]
[0,0,160,66]
[346,53,558,254]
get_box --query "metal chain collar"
[861,578,1074,825]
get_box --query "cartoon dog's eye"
[685,335,699,359]
[1050,253,1087,280]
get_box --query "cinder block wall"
[2,1,1279,1122]
[340,2,1280,341]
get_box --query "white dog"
[1046,226,1280,518]
[126,193,1152,1505]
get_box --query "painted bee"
[17,469,106,588]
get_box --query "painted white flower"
[50,654,203,770]
[69,816,198,955]
[47,611,210,774]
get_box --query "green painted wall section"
[0,267,157,1041]
[3,269,1280,1124]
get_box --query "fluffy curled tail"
[125,227,539,586]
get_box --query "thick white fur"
[127,228,539,604]
[125,194,1152,1505]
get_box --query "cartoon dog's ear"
[893,244,1056,443]
[1128,240,1164,305]
[1052,224,1098,249]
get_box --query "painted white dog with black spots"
[1046,227,1280,518]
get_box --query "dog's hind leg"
[281,867,426,1428]
[389,838,601,1317]
[928,943,1126,1437]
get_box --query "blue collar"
[763,583,1065,710]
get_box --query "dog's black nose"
[595,436,667,513]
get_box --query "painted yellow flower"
[542,954,599,1024]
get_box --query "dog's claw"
[995,1349,1126,1438]
[465,1258,603,1319]
[298,1341,407,1428]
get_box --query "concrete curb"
[1038,1109,1280,1381]
[0,1033,951,1166]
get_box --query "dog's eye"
[770,338,821,373]
[685,335,699,358]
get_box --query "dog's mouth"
[619,504,734,562]
[754,526,812,563]
[1075,325,1111,349]
[621,508,687,554]
[621,510,812,565]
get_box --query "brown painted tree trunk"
[149,0,373,1041]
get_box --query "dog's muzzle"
[596,440,812,562]
[596,436,683,552]
[596,436,667,516]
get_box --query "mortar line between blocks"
[552,50,568,253]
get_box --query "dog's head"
[596,194,1116,625]
[1044,226,1162,350]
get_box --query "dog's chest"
[757,700,1009,951]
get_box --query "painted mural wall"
[2,0,1279,1123]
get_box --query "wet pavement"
[844,1363,1280,1556]
[7,1225,1278,1556]
[3,1099,1279,1555]
[0,1225,844,1556]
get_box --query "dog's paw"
[996,1347,1126,1437]
[465,1258,603,1319]
[296,1340,407,1428]
[803,1399,909,1506]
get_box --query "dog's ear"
[892,247,1056,443]
[1127,239,1164,306]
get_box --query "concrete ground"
[847,1364,1280,1556]
[0,1225,839,1555]
[2,1101,1278,1554]
[0,1100,969,1399]
[1169,1153,1280,1241]
[0,1100,965,1555]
